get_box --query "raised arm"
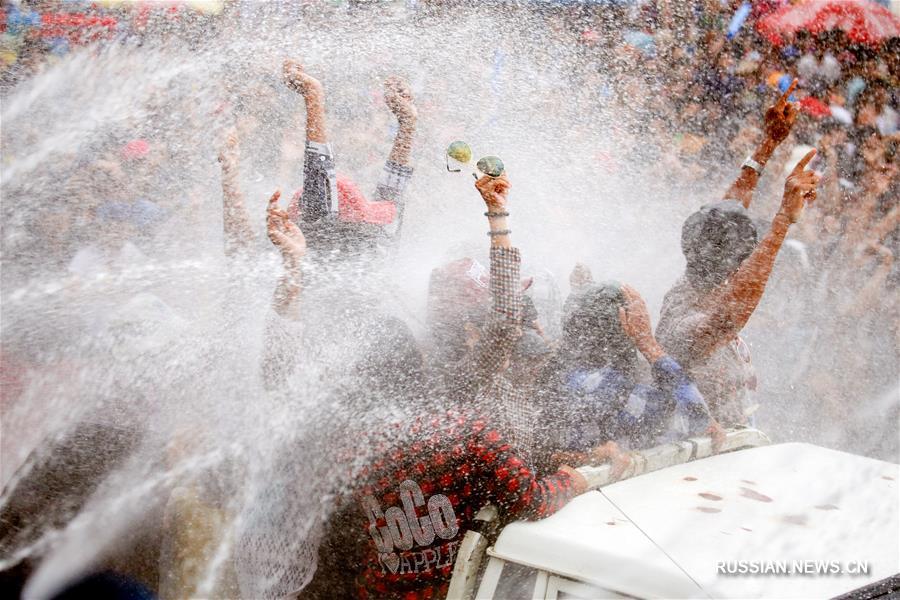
[468,174,522,382]
[260,190,307,391]
[383,76,417,167]
[376,77,417,239]
[282,59,337,225]
[218,129,256,257]
[692,150,820,358]
[266,190,306,319]
[723,80,798,209]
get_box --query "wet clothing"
[294,141,414,249]
[307,408,577,600]
[656,277,756,426]
[431,247,539,463]
[298,140,338,223]
[547,356,712,453]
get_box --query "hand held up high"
[764,78,799,145]
[779,149,820,224]
[383,76,417,125]
[282,59,323,100]
[266,190,307,265]
[475,173,510,212]
[476,173,511,248]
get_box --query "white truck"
[446,430,900,599]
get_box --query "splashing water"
[1,4,897,599]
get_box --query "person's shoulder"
[657,278,705,344]
[660,277,699,315]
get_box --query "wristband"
[484,211,510,218]
[742,156,763,175]
[487,229,511,236]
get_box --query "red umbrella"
[757,0,900,47]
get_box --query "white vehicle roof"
[491,443,899,598]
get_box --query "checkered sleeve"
[374,160,413,239]
[489,247,521,321]
[469,247,522,383]
[469,420,576,521]
[375,161,413,204]
[298,140,338,224]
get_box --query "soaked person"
[262,174,589,599]
[656,84,821,425]
[539,282,723,475]
[282,59,417,255]
[219,59,417,259]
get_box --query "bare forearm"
[488,214,511,249]
[871,204,900,243]
[221,168,256,255]
[272,264,302,320]
[694,215,790,356]
[304,94,328,144]
[387,119,415,166]
[724,137,777,208]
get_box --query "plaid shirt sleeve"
[374,160,414,239]
[469,247,522,384]
[468,419,577,521]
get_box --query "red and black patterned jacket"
[309,408,577,600]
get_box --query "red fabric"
[335,409,576,600]
[121,139,150,161]
[757,0,900,47]
[289,176,396,226]
[336,177,396,225]
[428,258,491,310]
[799,96,832,118]
[36,13,117,41]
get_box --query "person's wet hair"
[560,281,639,378]
[681,200,759,291]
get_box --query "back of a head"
[425,257,490,362]
[561,281,639,377]
[681,200,759,291]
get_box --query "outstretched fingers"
[268,189,282,210]
[777,78,798,109]
[792,148,817,175]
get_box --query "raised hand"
[764,79,799,145]
[282,59,323,100]
[266,190,306,264]
[618,284,663,362]
[475,173,510,212]
[383,76,417,125]
[779,149,820,223]
[218,129,239,170]
[708,419,726,453]
[569,263,593,290]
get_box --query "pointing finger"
[792,148,817,174]
[268,189,282,209]
[778,78,798,107]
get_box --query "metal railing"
[446,428,771,600]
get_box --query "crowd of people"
[0,1,897,599]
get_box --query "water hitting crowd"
[1,1,898,599]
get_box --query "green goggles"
[446,141,504,178]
